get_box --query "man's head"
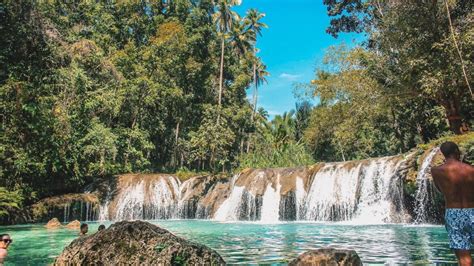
[440,141,461,160]
[0,234,12,249]
[80,223,88,235]
[98,225,105,231]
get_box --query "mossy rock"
[54,220,225,265]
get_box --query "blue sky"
[234,0,361,118]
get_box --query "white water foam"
[303,156,406,223]
[414,148,439,224]
[295,177,306,220]
[214,186,246,221]
[260,176,281,223]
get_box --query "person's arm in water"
[0,248,7,264]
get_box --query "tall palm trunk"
[247,61,258,153]
[218,36,225,107]
[217,36,226,124]
[251,61,257,121]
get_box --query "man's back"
[431,160,474,208]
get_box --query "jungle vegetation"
[0,0,472,217]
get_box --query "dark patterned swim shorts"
[445,208,474,250]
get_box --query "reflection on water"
[1,221,456,265]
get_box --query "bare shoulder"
[0,248,7,257]
[461,162,474,174]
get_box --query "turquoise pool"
[0,220,455,265]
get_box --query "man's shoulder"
[431,164,445,174]
[0,248,7,256]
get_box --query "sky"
[234,0,361,118]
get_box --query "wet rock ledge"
[54,220,225,265]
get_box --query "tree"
[213,0,239,108]
[243,9,267,119]
[323,0,473,134]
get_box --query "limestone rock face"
[54,220,225,265]
[45,218,62,229]
[289,249,362,266]
[65,220,81,229]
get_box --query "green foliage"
[0,188,23,218]
[0,1,267,205]
[238,142,314,169]
[239,105,314,169]
[302,44,451,162]
[323,0,473,134]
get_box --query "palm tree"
[250,57,269,120]
[244,9,267,120]
[213,0,240,109]
[229,17,254,58]
[245,57,268,153]
[269,110,296,148]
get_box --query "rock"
[45,218,62,229]
[289,248,362,266]
[65,220,81,229]
[54,220,225,265]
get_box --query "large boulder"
[289,248,362,266]
[54,220,225,265]
[65,220,81,229]
[45,218,62,229]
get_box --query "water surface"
[0,221,455,265]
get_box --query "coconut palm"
[213,0,240,108]
[229,18,254,58]
[243,9,267,120]
[245,58,269,152]
[250,57,269,120]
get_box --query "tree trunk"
[250,61,257,121]
[445,0,473,99]
[441,96,462,135]
[218,36,225,107]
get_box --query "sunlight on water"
[1,221,456,265]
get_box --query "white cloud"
[279,73,302,81]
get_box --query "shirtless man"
[431,141,474,266]
[0,234,12,264]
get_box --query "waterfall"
[260,176,281,223]
[304,163,360,221]
[295,177,306,220]
[302,156,407,223]
[92,155,415,223]
[414,148,439,224]
[110,175,181,221]
[63,204,70,223]
[214,186,246,221]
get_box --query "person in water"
[98,224,106,232]
[431,141,474,266]
[79,223,88,236]
[0,234,12,264]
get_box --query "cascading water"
[295,177,306,220]
[302,156,407,223]
[304,164,361,221]
[414,148,440,224]
[104,175,181,221]
[260,176,281,223]
[92,154,417,223]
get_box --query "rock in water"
[45,218,62,229]
[65,220,81,229]
[54,220,225,265]
[289,248,362,266]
